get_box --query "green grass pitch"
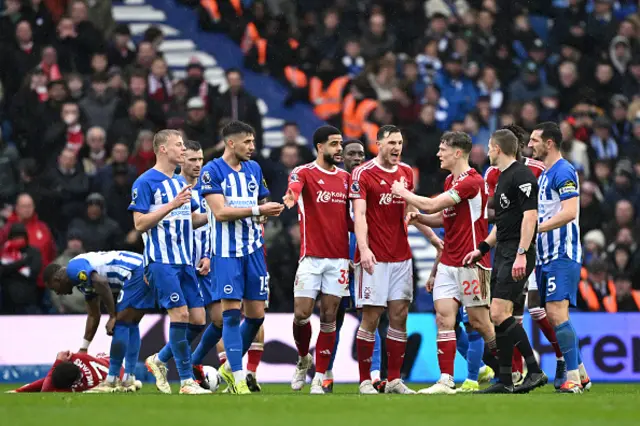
[2,383,639,425]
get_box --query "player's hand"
[463,249,483,266]
[361,248,377,275]
[282,189,297,209]
[197,258,210,276]
[429,235,444,252]
[512,254,527,281]
[391,180,409,198]
[426,275,435,293]
[105,316,116,336]
[260,202,285,217]
[170,185,192,209]
[405,211,421,226]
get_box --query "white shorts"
[354,259,413,308]
[527,268,538,291]
[294,257,350,299]
[433,264,490,307]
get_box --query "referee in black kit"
[464,129,547,394]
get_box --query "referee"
[464,129,547,394]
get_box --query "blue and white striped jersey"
[192,180,212,265]
[66,251,144,298]
[537,158,582,264]
[200,158,270,258]
[128,168,198,265]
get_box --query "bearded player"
[391,131,495,394]
[10,351,123,393]
[282,126,351,394]
[351,125,443,394]
[323,139,386,393]
[485,124,566,388]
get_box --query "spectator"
[49,233,86,314]
[623,56,640,95]
[580,181,606,236]
[80,126,108,177]
[477,65,503,112]
[341,38,365,78]
[360,13,396,60]
[182,97,216,156]
[561,120,591,177]
[129,130,156,176]
[0,130,20,205]
[602,274,640,312]
[0,193,56,291]
[40,147,90,234]
[508,60,549,103]
[79,72,118,131]
[586,0,619,52]
[404,104,444,196]
[609,36,632,78]
[610,94,632,148]
[603,161,640,213]
[109,98,155,151]
[219,68,263,152]
[434,52,477,127]
[94,142,137,194]
[184,57,220,115]
[576,258,611,312]
[107,23,135,69]
[309,8,342,61]
[268,121,314,164]
[603,199,640,243]
[590,116,619,160]
[582,229,607,265]
[148,57,172,108]
[68,0,104,75]
[265,222,299,312]
[67,193,123,252]
[42,100,85,160]
[104,163,138,251]
[0,223,42,314]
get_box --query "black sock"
[508,321,542,374]
[482,341,499,373]
[495,317,516,386]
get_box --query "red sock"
[293,319,312,357]
[218,351,227,365]
[530,307,563,358]
[247,343,264,373]
[512,347,524,374]
[437,330,456,377]
[386,327,407,382]
[356,328,375,383]
[315,322,337,374]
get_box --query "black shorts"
[490,242,536,303]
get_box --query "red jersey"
[441,169,491,269]
[42,353,111,392]
[485,157,545,197]
[288,162,350,260]
[349,160,414,263]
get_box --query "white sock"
[370,370,381,382]
[180,379,191,386]
[567,369,580,384]
[578,363,587,381]
[233,370,246,383]
[122,373,129,382]
[439,373,453,384]
[313,372,323,382]
[106,375,116,384]
[324,370,333,381]
[154,354,165,366]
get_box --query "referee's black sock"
[482,340,499,373]
[495,317,516,386]
[510,321,543,375]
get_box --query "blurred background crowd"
[1,0,639,315]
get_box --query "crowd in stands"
[1,0,639,314]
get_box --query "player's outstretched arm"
[81,297,101,352]
[133,185,193,232]
[91,273,117,336]
[205,194,283,222]
[538,197,578,233]
[406,205,444,251]
[192,212,209,229]
[391,182,456,214]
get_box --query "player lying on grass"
[44,251,155,392]
[392,131,496,394]
[9,350,140,393]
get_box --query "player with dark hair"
[282,125,352,394]
[483,124,566,386]
[44,250,153,393]
[10,351,118,393]
[392,131,495,394]
[200,120,283,394]
[529,122,591,393]
[464,129,547,394]
[351,125,442,394]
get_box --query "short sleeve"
[128,178,152,213]
[515,169,538,212]
[349,170,367,200]
[288,167,306,197]
[257,165,270,199]
[552,164,579,201]
[200,164,222,195]
[190,196,199,212]
[484,168,499,197]
[448,175,480,204]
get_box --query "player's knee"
[545,303,567,326]
[489,306,508,325]
[527,290,541,309]
[319,309,336,324]
[169,308,189,323]
[293,308,312,323]
[435,311,455,331]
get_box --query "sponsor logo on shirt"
[316,190,348,204]
[500,193,510,209]
[559,180,577,195]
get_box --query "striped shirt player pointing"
[200,121,284,394]
[282,126,351,394]
[129,129,210,395]
[528,122,591,393]
[351,125,442,395]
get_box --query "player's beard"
[324,151,339,166]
